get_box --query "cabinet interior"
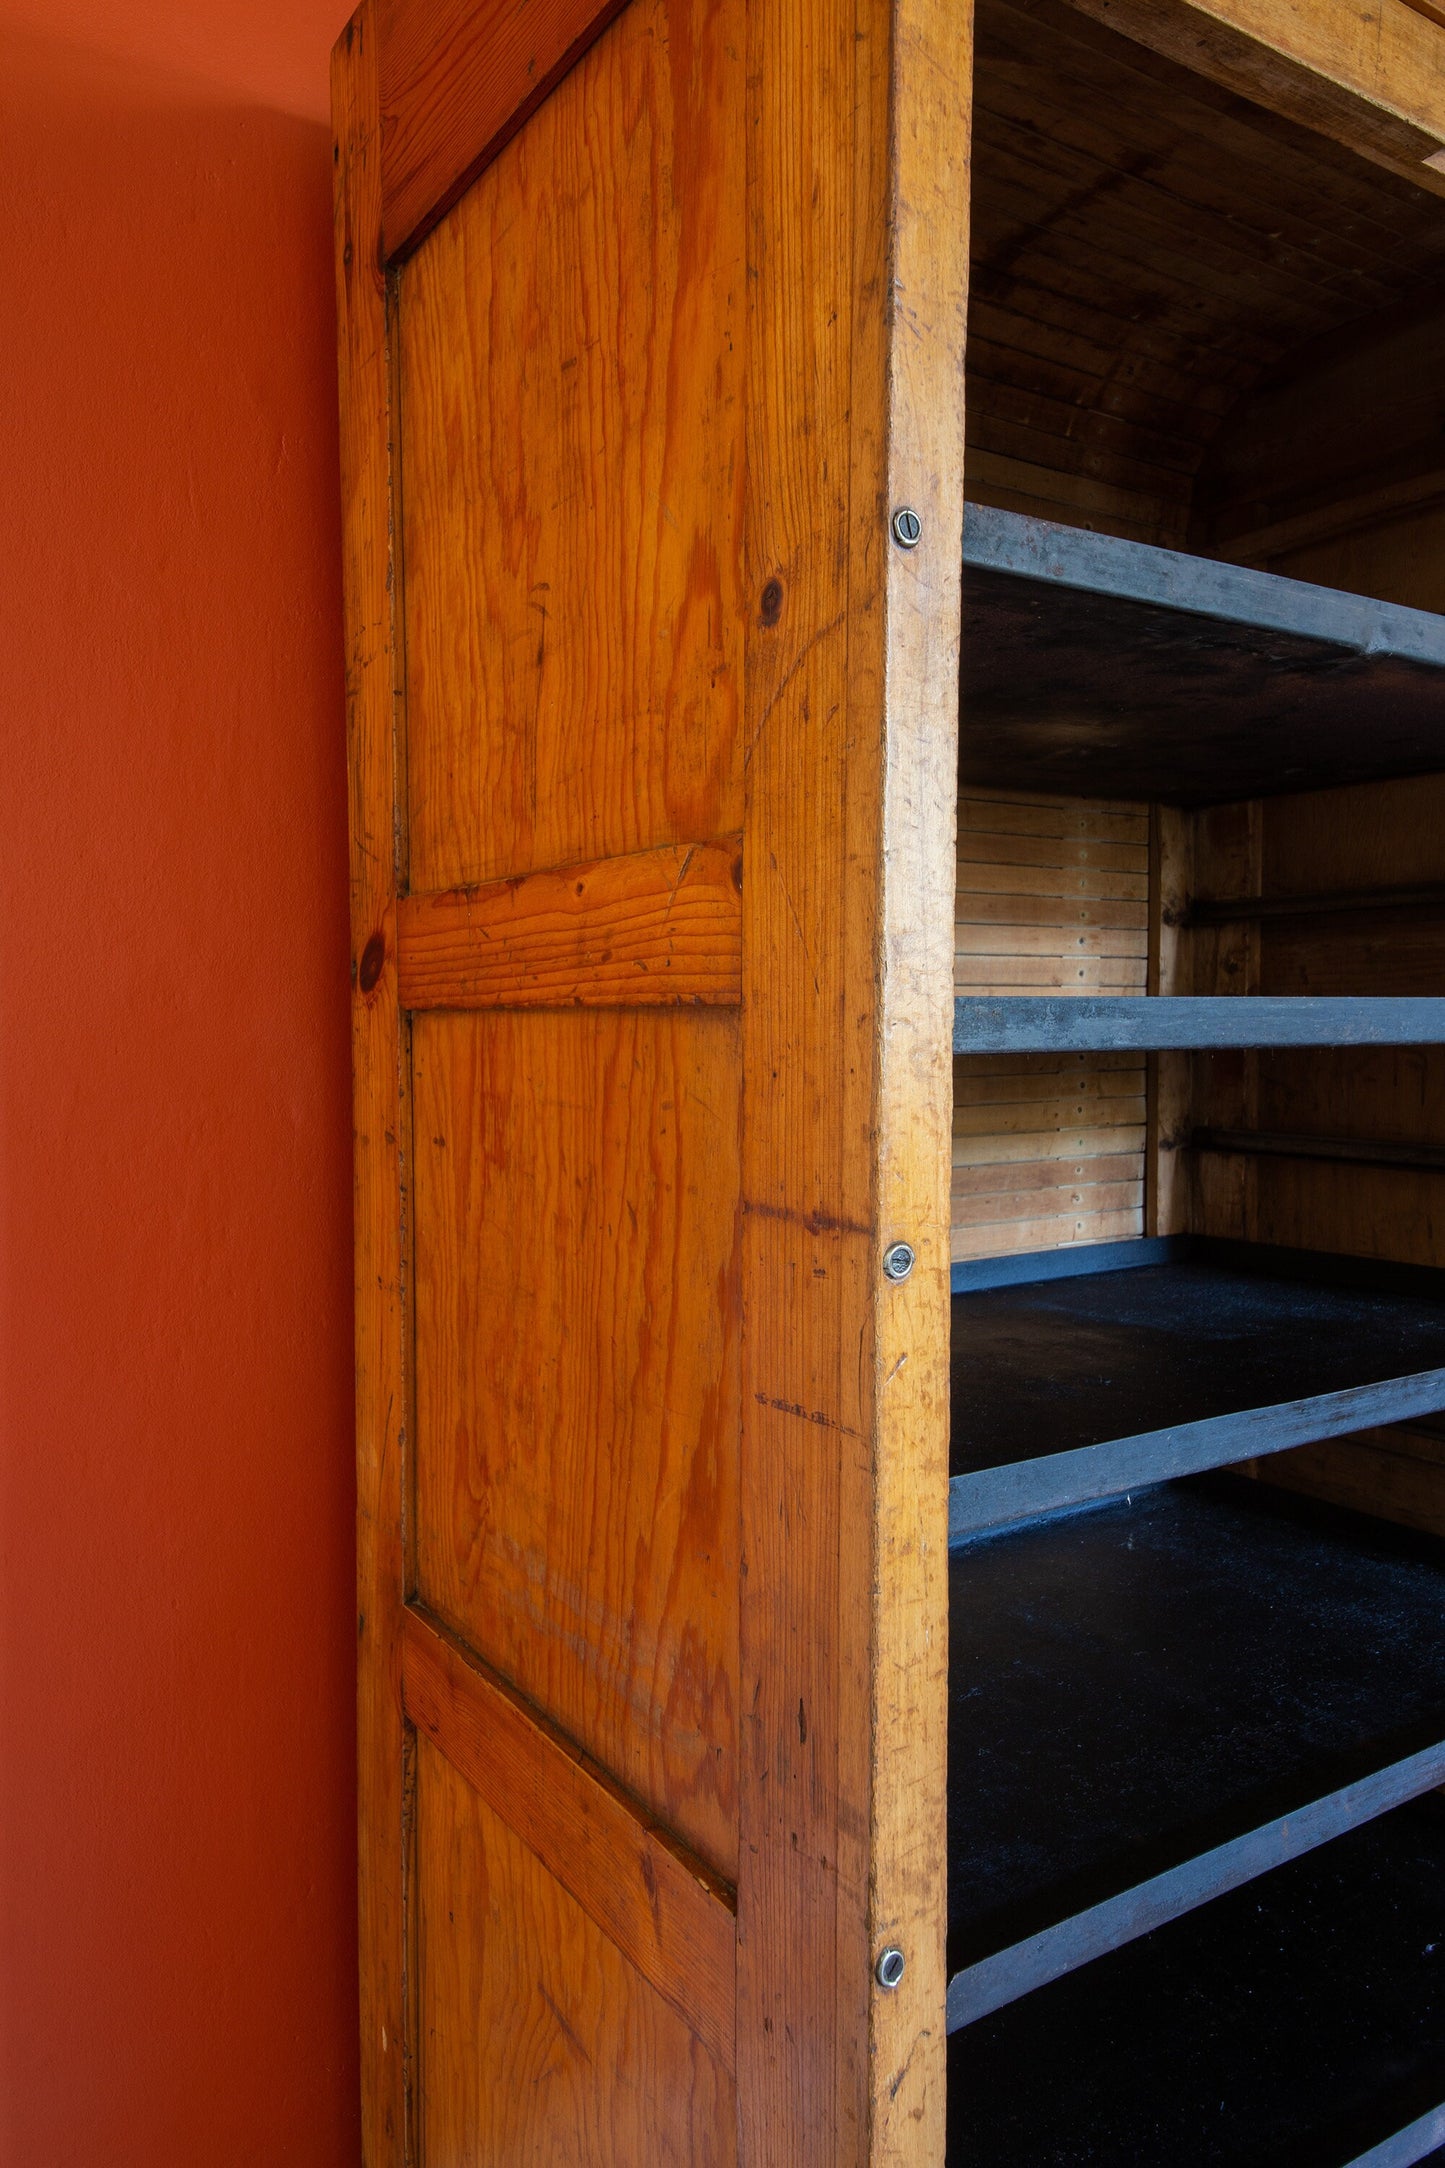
[956,0,1445,1541]
[948,7,1445,2157]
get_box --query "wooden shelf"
[948,1792,1445,2167]
[949,1240,1445,1539]
[959,505,1445,806]
[946,1479,1445,2030]
[953,995,1445,1054]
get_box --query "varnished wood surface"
[866,0,972,2145]
[402,1605,736,2070]
[411,1005,742,1878]
[378,0,627,258]
[737,0,968,2151]
[1234,524,1445,1541]
[737,0,875,2146]
[397,840,744,1010]
[332,12,409,2160]
[413,1734,736,2166]
[396,0,744,895]
[359,0,755,2152]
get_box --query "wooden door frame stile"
[333,9,409,2156]
[737,0,969,2152]
[866,0,972,2141]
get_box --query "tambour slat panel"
[954,791,1148,1260]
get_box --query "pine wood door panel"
[414,1734,737,2167]
[411,1005,742,1876]
[402,1606,736,2066]
[339,0,971,2147]
[378,0,630,259]
[395,0,745,895]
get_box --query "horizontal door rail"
[397,838,743,1011]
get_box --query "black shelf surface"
[959,504,1445,805]
[947,1480,1445,2030]
[950,1239,1445,1537]
[953,994,1445,1054]
[948,1793,1445,2168]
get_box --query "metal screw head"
[876,1946,906,1991]
[882,1242,916,1283]
[891,506,922,548]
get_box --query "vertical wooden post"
[871,0,973,2150]
[333,12,409,2158]
[738,0,971,2158]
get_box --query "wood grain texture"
[333,12,410,2161]
[737,0,967,2153]
[413,1733,736,2166]
[1254,1418,1445,1539]
[1149,804,1195,1238]
[737,0,873,2149]
[397,839,744,1010]
[402,1604,736,2070]
[867,0,971,2148]
[955,793,1147,1262]
[965,0,1445,552]
[1195,298,1445,565]
[396,0,745,894]
[1240,767,1445,1276]
[378,0,628,259]
[411,1005,741,1878]
[1065,0,1445,191]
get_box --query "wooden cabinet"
[332,0,1445,2158]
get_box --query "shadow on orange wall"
[0,26,358,2163]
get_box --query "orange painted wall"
[0,12,359,2162]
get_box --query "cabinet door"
[333,0,968,2158]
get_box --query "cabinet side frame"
[333,11,411,2160]
[871,0,973,2153]
[737,0,971,2157]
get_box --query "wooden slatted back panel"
[1170,423,1445,1535]
[953,790,1148,1260]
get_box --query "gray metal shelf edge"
[957,504,1445,803]
[961,503,1445,666]
[948,1367,1445,1539]
[954,995,1445,1053]
[947,1736,1445,2033]
[947,1240,1445,1539]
